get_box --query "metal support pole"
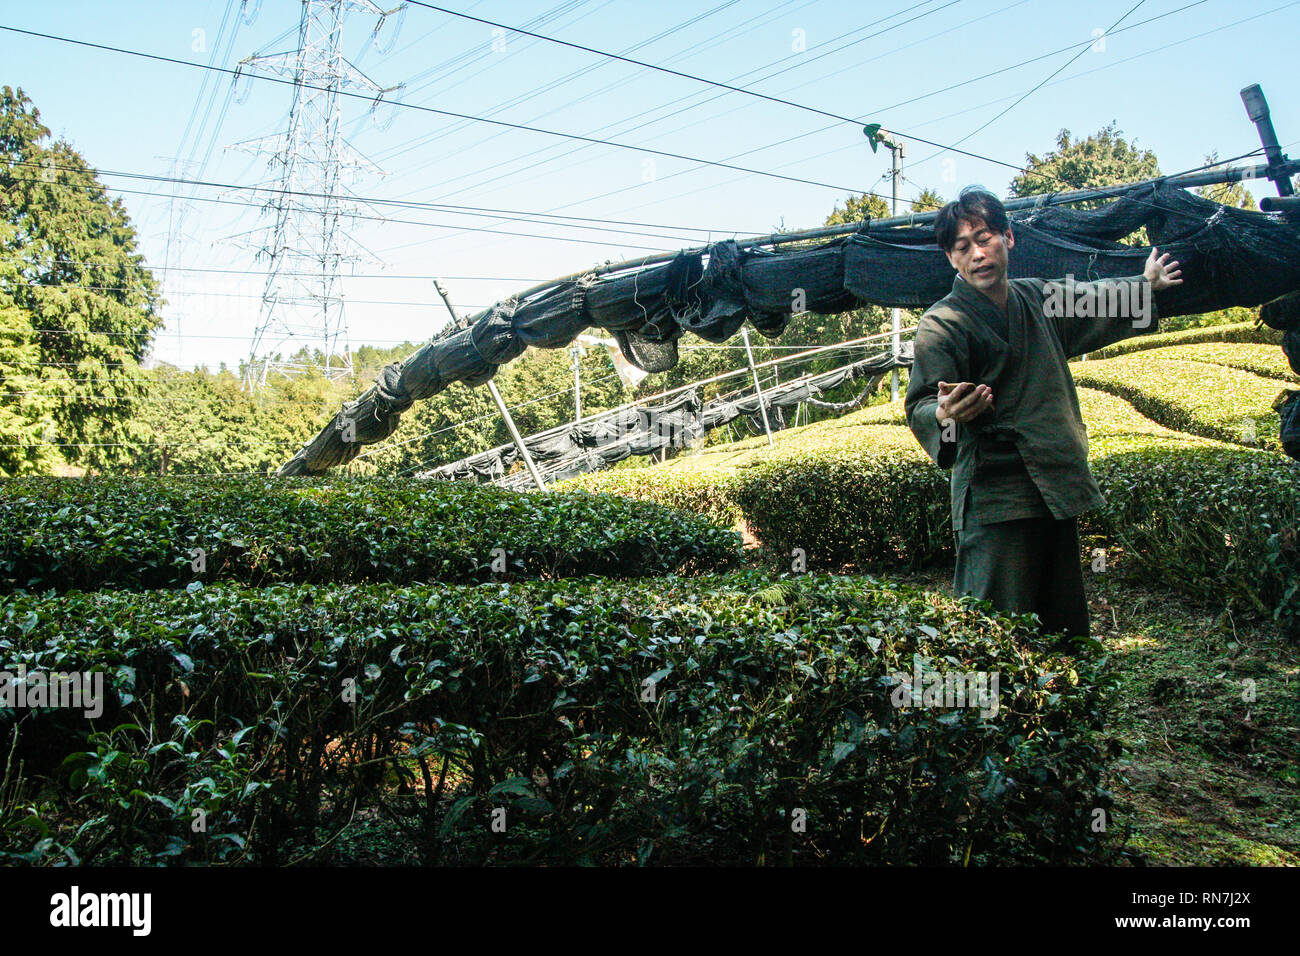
[1241,84,1295,196]
[886,136,906,401]
[570,343,582,422]
[487,379,548,492]
[741,327,774,446]
[434,279,548,492]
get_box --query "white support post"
[435,278,548,492]
[741,327,774,446]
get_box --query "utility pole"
[871,128,906,401]
[570,342,583,422]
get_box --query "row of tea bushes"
[1087,446,1300,639]
[1132,342,1299,383]
[555,468,744,529]
[1071,356,1288,451]
[0,569,1111,866]
[1083,320,1282,359]
[564,381,1300,633]
[0,476,742,592]
[567,388,1227,571]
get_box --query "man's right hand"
[935,380,994,424]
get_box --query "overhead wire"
[378,1,955,214]
[903,0,1151,173]
[0,23,886,198]
[370,0,835,186]
[4,157,764,240]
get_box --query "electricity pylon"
[236,0,402,388]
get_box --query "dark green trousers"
[953,515,1090,639]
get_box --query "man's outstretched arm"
[1052,247,1184,358]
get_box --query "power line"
[403,0,944,130]
[539,0,1210,210]
[372,0,942,192]
[906,0,1150,171]
[368,1,968,256]
[398,0,1208,183]
[4,328,440,344]
[369,0,759,169]
[4,281,491,308]
[3,261,544,282]
[5,158,768,245]
[376,0,1199,253]
[897,0,1300,172]
[0,23,885,198]
[861,0,1211,128]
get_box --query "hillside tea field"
[2,332,1297,866]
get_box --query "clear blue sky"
[3,0,1297,369]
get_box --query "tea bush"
[0,476,742,592]
[1072,357,1287,451]
[0,569,1112,866]
[1087,447,1300,639]
[1130,342,1299,383]
[555,469,743,529]
[1085,320,1282,359]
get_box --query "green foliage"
[557,468,743,529]
[733,446,949,572]
[1085,320,1282,359]
[1009,122,1161,207]
[0,476,742,591]
[0,570,1114,865]
[569,364,1298,644]
[826,191,890,226]
[0,289,58,476]
[1072,355,1288,451]
[1127,342,1298,384]
[0,86,163,475]
[912,188,946,213]
[1088,448,1300,639]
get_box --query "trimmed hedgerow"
[731,441,945,573]
[1073,356,1287,451]
[1076,386,1231,457]
[555,468,743,529]
[1084,320,1282,359]
[0,569,1112,866]
[1087,447,1300,639]
[1116,342,1299,384]
[0,476,742,592]
[727,389,1232,572]
[573,387,1240,572]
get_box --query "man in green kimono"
[905,186,1184,639]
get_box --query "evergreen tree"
[1009,122,1161,201]
[0,86,163,475]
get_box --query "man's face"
[945,216,1014,296]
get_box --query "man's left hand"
[1144,246,1183,292]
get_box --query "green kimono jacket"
[905,272,1160,532]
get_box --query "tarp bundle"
[424,344,910,487]
[279,182,1300,476]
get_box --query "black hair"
[934,185,1010,253]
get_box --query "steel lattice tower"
[237,0,400,388]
